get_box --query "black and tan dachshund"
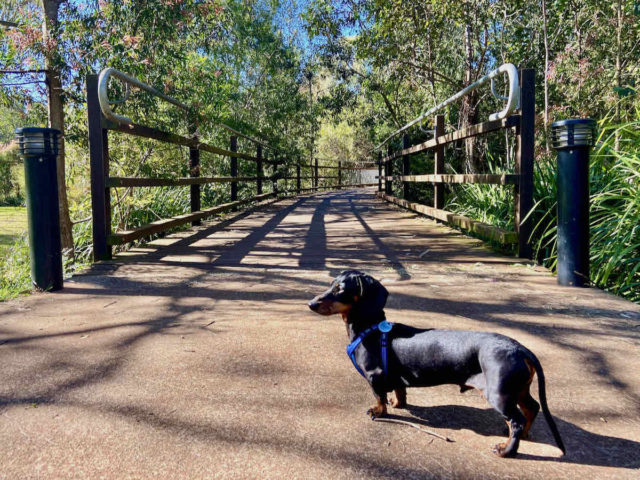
[308,270,565,458]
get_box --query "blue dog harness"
[346,321,394,378]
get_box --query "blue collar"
[346,320,393,379]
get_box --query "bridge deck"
[1,189,639,479]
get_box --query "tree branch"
[0,20,20,28]
[392,58,463,89]
[0,70,49,74]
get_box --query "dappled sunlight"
[1,190,639,478]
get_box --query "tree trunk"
[462,15,479,173]
[542,0,550,153]
[41,0,74,256]
[614,0,622,150]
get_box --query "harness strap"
[346,321,393,379]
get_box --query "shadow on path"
[404,404,640,468]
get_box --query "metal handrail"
[375,63,520,151]
[97,67,272,149]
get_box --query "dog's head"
[308,270,388,324]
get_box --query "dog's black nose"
[308,301,319,311]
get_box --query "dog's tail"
[526,352,566,455]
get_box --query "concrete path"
[1,189,639,479]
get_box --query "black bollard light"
[550,118,596,287]
[15,127,63,292]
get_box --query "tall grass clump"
[445,153,514,231]
[448,116,639,303]
[0,235,32,301]
[528,117,639,302]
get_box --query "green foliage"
[2,1,639,304]
[445,156,515,231]
[0,143,23,206]
[447,117,640,302]
[0,234,31,301]
[529,118,640,302]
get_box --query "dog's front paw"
[390,397,406,409]
[366,403,387,420]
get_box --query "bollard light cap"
[550,118,596,150]
[15,127,61,157]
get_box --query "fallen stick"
[373,417,454,442]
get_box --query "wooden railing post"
[284,163,289,193]
[189,123,201,226]
[385,146,392,195]
[314,158,319,188]
[256,144,263,195]
[230,135,238,201]
[338,161,342,189]
[87,74,112,261]
[515,69,535,259]
[273,158,278,195]
[402,134,410,199]
[378,152,382,192]
[434,114,445,209]
[296,162,301,194]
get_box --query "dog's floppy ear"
[353,273,388,318]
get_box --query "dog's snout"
[308,301,320,311]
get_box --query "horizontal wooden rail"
[104,120,258,161]
[88,72,379,261]
[107,176,260,187]
[383,174,519,185]
[286,183,377,193]
[378,193,518,244]
[280,176,338,180]
[108,192,275,245]
[382,116,520,163]
[285,163,376,171]
[375,69,534,256]
[313,165,376,170]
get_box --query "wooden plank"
[292,183,377,193]
[515,69,535,259]
[314,159,319,188]
[377,193,518,244]
[378,152,382,192]
[402,134,410,199]
[103,119,196,147]
[257,145,263,195]
[382,115,520,163]
[108,193,275,245]
[385,146,392,194]
[434,114,445,209]
[230,136,238,201]
[281,175,338,180]
[87,74,112,261]
[107,177,259,187]
[312,165,373,170]
[384,174,519,185]
[189,130,200,226]
[102,119,257,161]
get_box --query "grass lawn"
[0,206,27,255]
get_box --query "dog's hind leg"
[390,387,407,408]
[487,394,526,458]
[518,388,540,439]
[517,361,540,439]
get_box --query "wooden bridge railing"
[377,68,534,258]
[87,72,376,261]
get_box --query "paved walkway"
[1,189,639,479]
